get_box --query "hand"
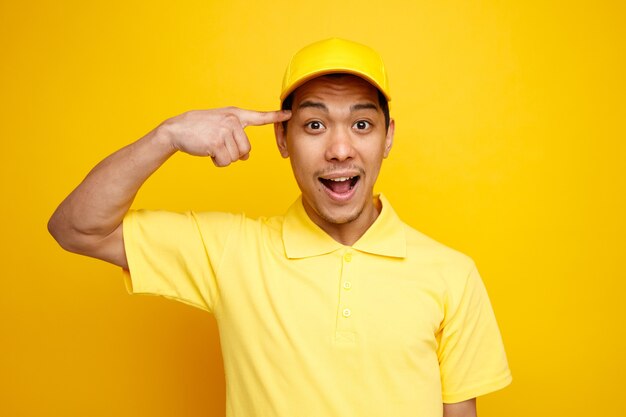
[159,107,292,167]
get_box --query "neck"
[303,196,382,246]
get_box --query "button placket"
[335,249,356,342]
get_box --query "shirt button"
[342,308,352,318]
[344,252,353,262]
[343,281,352,290]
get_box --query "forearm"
[48,123,175,252]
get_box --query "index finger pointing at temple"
[237,109,292,127]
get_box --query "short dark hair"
[280,74,390,133]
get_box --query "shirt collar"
[282,193,407,259]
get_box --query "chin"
[316,201,365,225]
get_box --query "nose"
[324,128,356,162]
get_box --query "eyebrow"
[296,101,379,113]
[297,100,328,112]
[350,103,379,112]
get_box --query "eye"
[354,120,372,130]
[305,120,325,132]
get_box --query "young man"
[49,38,511,417]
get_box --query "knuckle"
[212,154,229,167]
[218,126,230,137]
[241,141,252,154]
[222,113,239,126]
[213,141,227,153]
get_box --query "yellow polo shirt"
[122,194,511,417]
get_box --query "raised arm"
[47,107,291,269]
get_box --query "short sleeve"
[122,209,240,314]
[437,264,512,403]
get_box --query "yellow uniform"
[123,194,511,417]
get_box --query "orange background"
[1,1,625,416]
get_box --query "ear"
[383,118,395,158]
[274,122,289,158]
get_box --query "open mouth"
[318,176,360,195]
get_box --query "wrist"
[152,120,178,155]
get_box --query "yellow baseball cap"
[280,38,391,103]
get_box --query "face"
[275,74,395,241]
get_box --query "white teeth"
[329,176,353,182]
